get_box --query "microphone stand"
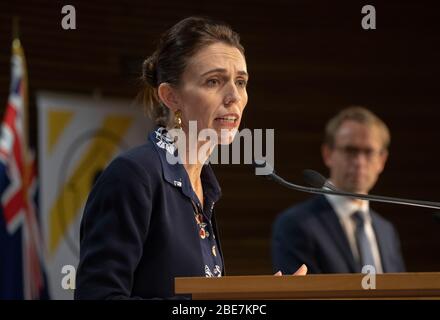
[258,165,440,210]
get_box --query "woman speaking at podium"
[74,16,306,300]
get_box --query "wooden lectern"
[175,272,440,299]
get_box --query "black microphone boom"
[254,160,440,210]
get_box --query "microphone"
[253,160,440,210]
[302,169,337,191]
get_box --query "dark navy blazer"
[271,195,405,274]
[74,128,224,300]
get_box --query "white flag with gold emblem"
[37,91,151,299]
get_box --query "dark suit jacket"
[74,128,224,300]
[272,195,405,274]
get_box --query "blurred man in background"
[272,106,405,274]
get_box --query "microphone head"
[302,169,327,188]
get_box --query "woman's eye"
[206,79,219,87]
[236,79,247,88]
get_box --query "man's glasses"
[333,145,384,160]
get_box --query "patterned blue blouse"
[153,127,223,278]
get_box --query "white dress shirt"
[324,193,383,273]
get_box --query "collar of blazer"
[149,127,222,203]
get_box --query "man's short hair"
[324,106,390,150]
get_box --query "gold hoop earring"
[174,110,182,129]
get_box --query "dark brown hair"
[324,106,391,150]
[141,16,244,127]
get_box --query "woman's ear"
[157,83,180,112]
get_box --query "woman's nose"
[224,83,241,106]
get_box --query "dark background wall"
[1,0,439,275]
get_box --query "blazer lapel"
[317,196,359,273]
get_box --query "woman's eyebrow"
[201,68,248,77]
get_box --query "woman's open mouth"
[214,114,240,128]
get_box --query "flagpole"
[12,20,40,299]
[12,16,31,180]
[2,16,43,300]
[12,16,31,299]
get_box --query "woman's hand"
[274,264,307,276]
